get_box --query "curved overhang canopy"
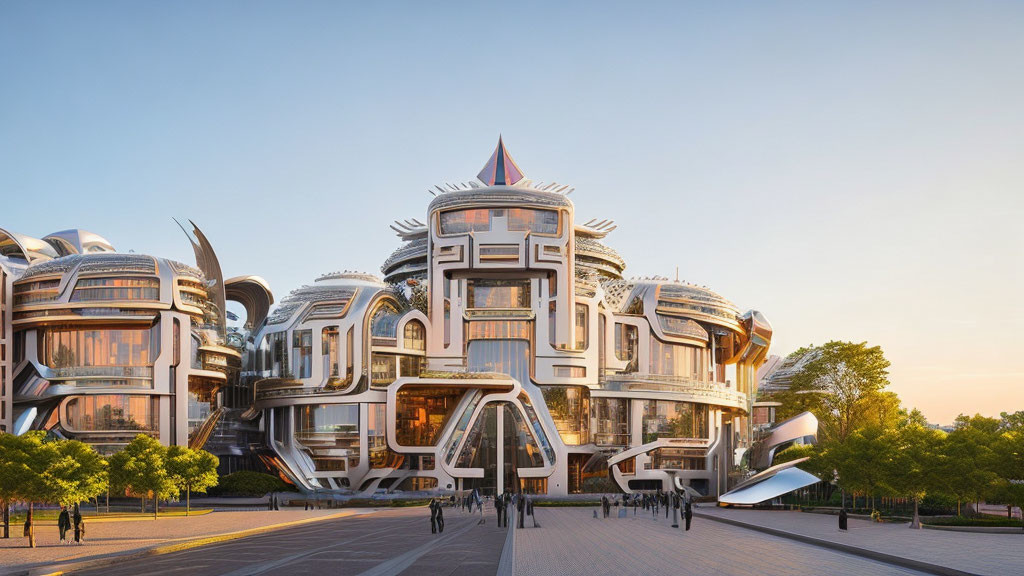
[719,458,820,505]
[43,229,116,256]
[0,228,58,263]
[225,275,274,330]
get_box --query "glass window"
[439,208,492,235]
[614,323,638,369]
[403,321,425,351]
[371,353,396,388]
[71,277,160,302]
[292,330,312,379]
[574,303,588,350]
[591,397,629,447]
[295,403,360,469]
[399,354,425,378]
[504,403,544,468]
[540,386,590,445]
[63,394,159,432]
[641,400,709,443]
[346,326,354,378]
[322,327,339,378]
[507,208,559,234]
[395,386,464,446]
[368,403,404,469]
[649,336,708,379]
[468,339,530,386]
[42,327,160,368]
[468,320,530,340]
[264,332,289,377]
[467,279,530,309]
[651,447,707,470]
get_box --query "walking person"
[429,498,439,534]
[838,508,848,532]
[436,499,445,533]
[57,506,71,544]
[495,493,504,527]
[73,504,84,544]
[684,499,693,531]
[517,492,525,529]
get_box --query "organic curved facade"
[253,139,777,497]
[0,139,794,497]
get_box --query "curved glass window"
[71,277,159,302]
[649,336,708,379]
[403,320,426,351]
[439,208,560,236]
[42,327,160,368]
[439,208,492,235]
[614,323,637,369]
[641,400,709,443]
[64,394,158,432]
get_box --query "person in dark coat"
[684,499,693,531]
[601,495,609,518]
[839,508,848,531]
[436,499,445,533]
[429,499,439,534]
[495,493,504,526]
[517,492,525,528]
[57,506,71,544]
[73,504,84,544]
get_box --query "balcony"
[49,365,154,381]
[601,373,748,410]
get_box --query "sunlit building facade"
[252,140,778,497]
[0,226,269,472]
[2,140,805,498]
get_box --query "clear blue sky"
[2,1,1022,423]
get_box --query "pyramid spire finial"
[477,136,525,186]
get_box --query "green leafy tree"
[166,446,219,516]
[42,439,108,508]
[942,415,1001,516]
[0,432,58,547]
[832,426,896,512]
[990,429,1024,528]
[108,435,177,518]
[775,341,891,443]
[889,423,945,528]
[999,411,1024,432]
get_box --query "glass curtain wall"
[641,400,709,443]
[467,339,529,386]
[540,386,590,445]
[42,327,160,368]
[64,394,159,432]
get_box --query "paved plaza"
[514,507,929,576]
[0,504,1021,575]
[699,507,1024,576]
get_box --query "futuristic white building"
[251,139,786,498]
[2,139,815,499]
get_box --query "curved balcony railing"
[49,365,154,380]
[601,372,747,407]
[188,406,225,450]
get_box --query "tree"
[889,423,944,528]
[42,439,108,508]
[0,432,58,547]
[832,426,896,512]
[166,446,219,516]
[942,415,1000,516]
[776,341,891,443]
[999,411,1024,432]
[990,429,1024,528]
[108,435,177,518]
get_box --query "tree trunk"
[3,502,8,539]
[910,497,921,529]
[957,499,960,517]
[141,495,146,514]
[186,487,190,517]
[27,502,35,548]
[154,496,159,519]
